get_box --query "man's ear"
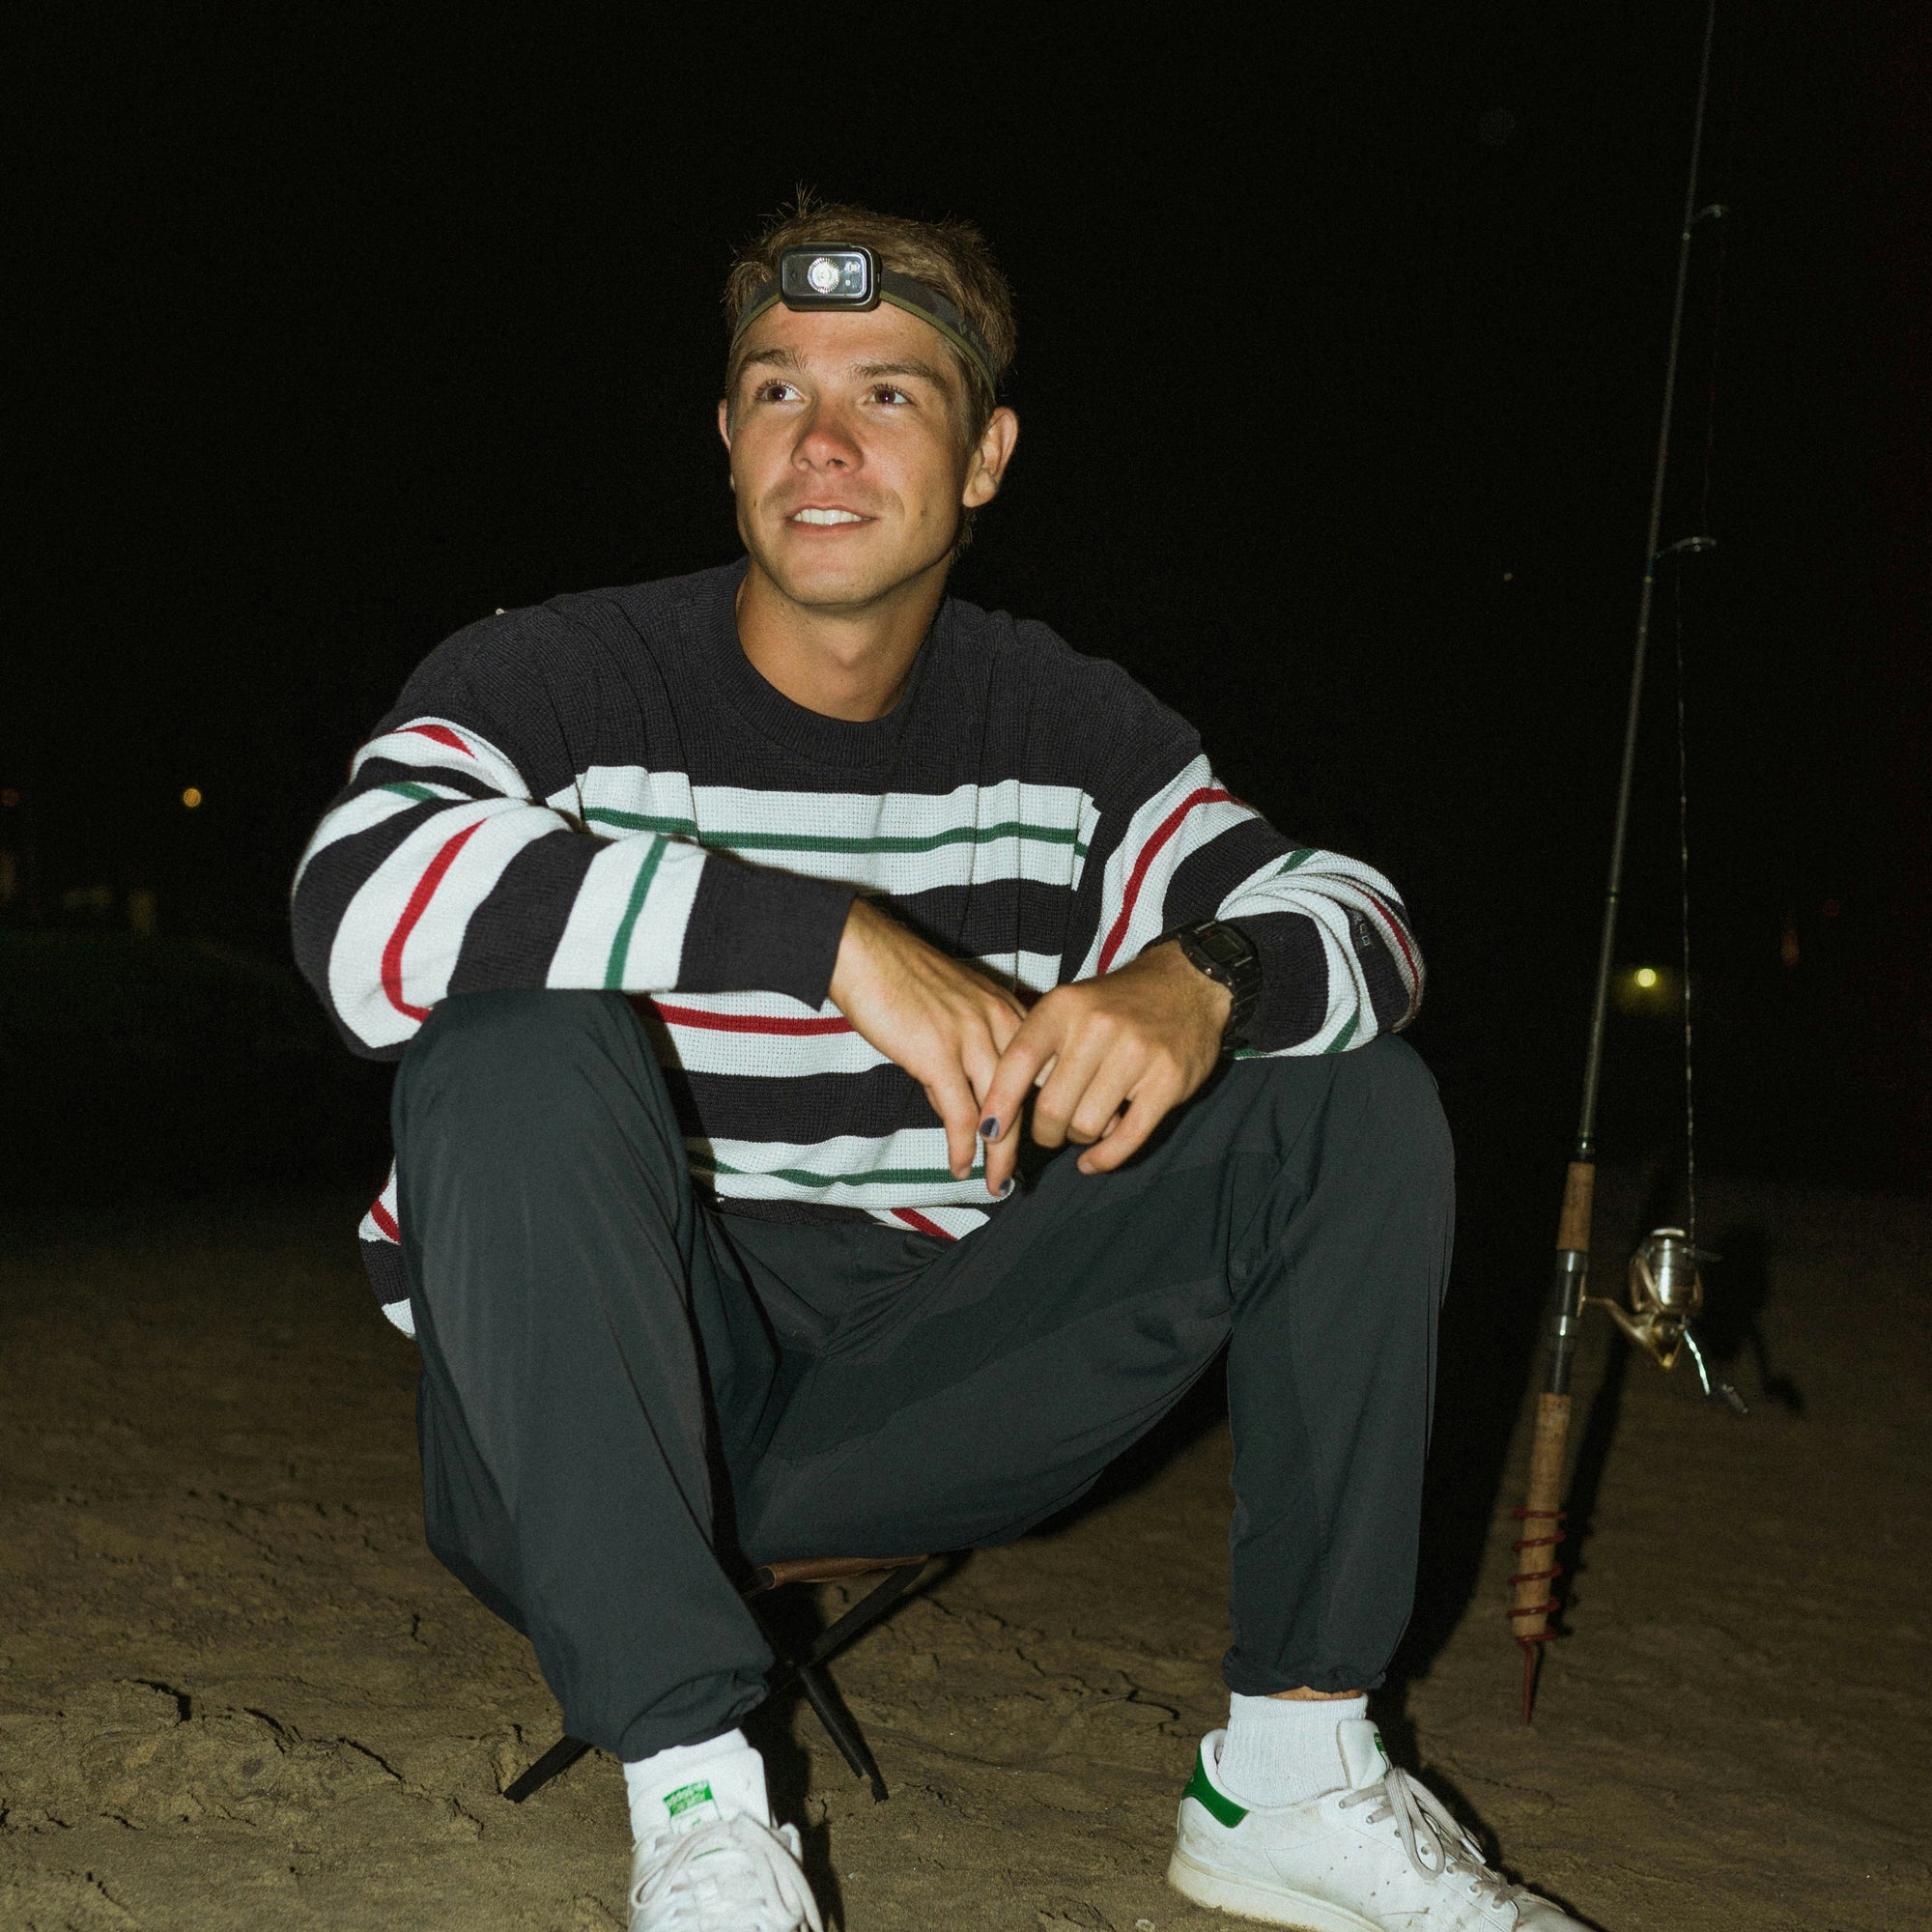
[717,397,732,451]
[962,406,1020,511]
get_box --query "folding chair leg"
[504,1560,930,1808]
[793,1661,889,1802]
[803,1560,927,1668]
[504,1733,592,1803]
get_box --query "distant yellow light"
[1634,967,1659,989]
[182,787,203,810]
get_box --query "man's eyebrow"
[732,345,956,393]
[852,357,952,386]
[737,344,805,375]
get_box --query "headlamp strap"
[732,264,999,397]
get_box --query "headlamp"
[732,243,999,397]
[782,246,878,307]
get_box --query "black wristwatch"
[1156,919,1263,1053]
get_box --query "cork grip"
[1509,1393,1573,1633]
[1555,1160,1596,1253]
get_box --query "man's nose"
[794,402,861,469]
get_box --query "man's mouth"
[788,506,869,526]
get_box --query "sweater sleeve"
[291,610,855,1060]
[1070,691,1421,1055]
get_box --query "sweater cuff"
[678,855,856,1007]
[1227,912,1329,1051]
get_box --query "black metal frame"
[502,1558,931,1806]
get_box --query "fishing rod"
[1506,0,1745,1725]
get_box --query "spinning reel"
[1589,1227,1747,1414]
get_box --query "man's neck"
[734,558,948,723]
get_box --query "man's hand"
[828,898,1029,1180]
[978,942,1231,1194]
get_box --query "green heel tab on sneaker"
[1182,1750,1248,1829]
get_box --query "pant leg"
[395,988,781,1760]
[732,1037,1452,1695]
[1220,1037,1454,1693]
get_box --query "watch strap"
[1157,919,1263,1053]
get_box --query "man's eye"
[870,385,912,406]
[758,381,802,403]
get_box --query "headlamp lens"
[778,246,878,308]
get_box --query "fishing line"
[1673,569,1697,1254]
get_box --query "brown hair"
[722,194,1017,440]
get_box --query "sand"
[2,1175,1927,1931]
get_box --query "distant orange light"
[182,787,203,810]
[0,787,18,808]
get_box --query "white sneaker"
[627,1747,822,1932]
[1168,1720,1587,1930]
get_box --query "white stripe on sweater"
[1219,850,1422,1051]
[545,834,707,993]
[557,769,1094,896]
[689,1124,992,1208]
[1073,753,1244,980]
[351,717,527,792]
[326,799,563,1050]
[293,781,463,893]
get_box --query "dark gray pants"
[393,990,1452,1762]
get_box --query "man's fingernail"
[980,1118,999,1140]
[998,1177,1016,1198]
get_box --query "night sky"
[12,5,1928,1190]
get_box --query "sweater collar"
[690,557,942,773]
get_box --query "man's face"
[719,302,1016,612]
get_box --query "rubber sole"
[1166,1846,1382,1932]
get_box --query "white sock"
[622,1728,764,1843]
[1215,1692,1369,1808]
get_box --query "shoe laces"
[1339,1767,1524,1912]
[630,1810,824,1932]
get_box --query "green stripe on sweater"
[585,809,1087,859]
[603,837,667,988]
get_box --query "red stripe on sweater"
[382,818,487,1020]
[893,1208,956,1240]
[651,1001,853,1037]
[400,723,470,753]
[367,1197,401,1241]
[1359,887,1420,986]
[1094,788,1232,974]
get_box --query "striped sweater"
[293,560,1422,1329]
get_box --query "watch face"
[1198,924,1247,967]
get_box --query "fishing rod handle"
[1508,1392,1573,1652]
[1557,1160,1596,1253]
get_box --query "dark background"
[8,3,1927,1208]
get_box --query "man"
[295,202,1584,1931]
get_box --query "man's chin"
[752,538,950,613]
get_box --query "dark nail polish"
[998,1178,1016,1198]
[980,1118,999,1140]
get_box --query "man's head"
[719,200,1019,615]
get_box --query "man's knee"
[399,989,639,1113]
[1350,1035,1453,1189]
[1248,1033,1452,1198]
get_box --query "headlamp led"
[732,244,999,397]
